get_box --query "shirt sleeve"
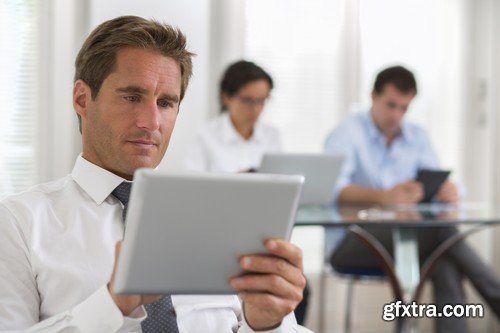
[323,125,357,202]
[238,311,299,333]
[0,204,146,333]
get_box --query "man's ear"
[73,80,92,121]
[371,90,377,102]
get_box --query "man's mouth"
[126,140,158,148]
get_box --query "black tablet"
[416,169,451,203]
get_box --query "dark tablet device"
[416,169,451,203]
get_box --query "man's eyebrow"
[115,86,148,94]
[159,94,180,104]
[115,86,179,103]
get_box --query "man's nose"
[390,107,405,119]
[250,103,263,113]
[136,102,161,131]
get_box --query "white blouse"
[185,113,282,173]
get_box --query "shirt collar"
[364,111,413,144]
[71,154,129,205]
[220,113,265,144]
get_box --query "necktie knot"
[112,181,132,206]
[112,181,132,222]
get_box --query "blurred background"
[1,0,500,331]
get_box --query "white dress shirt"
[185,113,282,172]
[0,155,297,332]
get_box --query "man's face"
[370,84,415,138]
[73,47,182,179]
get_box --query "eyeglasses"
[234,95,269,107]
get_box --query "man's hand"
[435,181,459,203]
[382,181,424,204]
[230,239,306,331]
[107,241,161,316]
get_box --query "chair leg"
[319,269,327,333]
[344,277,355,333]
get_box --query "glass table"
[295,203,500,333]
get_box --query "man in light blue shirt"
[325,67,458,204]
[324,66,499,333]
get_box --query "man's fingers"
[438,188,458,203]
[408,183,424,194]
[229,239,306,305]
[414,188,424,201]
[234,255,306,287]
[436,181,458,202]
[115,241,122,256]
[230,274,303,302]
[263,239,303,270]
[144,295,166,304]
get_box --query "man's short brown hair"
[74,15,194,130]
[373,65,417,96]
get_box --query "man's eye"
[158,100,173,109]
[125,95,140,102]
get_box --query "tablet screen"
[415,169,451,203]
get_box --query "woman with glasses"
[185,60,281,173]
[185,60,310,326]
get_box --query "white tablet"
[259,153,345,206]
[114,169,304,295]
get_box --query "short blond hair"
[74,16,194,130]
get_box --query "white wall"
[39,0,87,181]
[463,0,495,204]
[492,0,500,279]
[492,2,500,327]
[208,0,246,118]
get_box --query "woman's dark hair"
[219,60,273,112]
[373,65,417,95]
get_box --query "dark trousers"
[330,227,500,333]
[294,281,310,325]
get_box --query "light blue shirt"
[322,111,441,255]
[324,111,439,200]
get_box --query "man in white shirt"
[0,16,305,332]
